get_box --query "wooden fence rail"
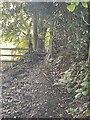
[0,48,29,62]
[0,60,20,63]
[0,54,29,57]
[0,48,29,50]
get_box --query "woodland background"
[1,2,90,118]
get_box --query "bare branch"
[21,31,27,36]
[81,11,90,26]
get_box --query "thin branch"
[81,11,90,26]
[21,31,27,36]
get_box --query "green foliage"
[82,2,88,8]
[75,75,89,99]
[1,2,89,118]
[67,2,88,12]
[67,104,88,118]
[2,2,51,56]
[67,3,76,12]
[66,1,89,100]
[59,61,90,99]
[2,2,34,61]
[75,92,82,99]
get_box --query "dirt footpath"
[2,61,73,118]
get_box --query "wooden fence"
[0,48,30,63]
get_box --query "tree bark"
[38,15,47,52]
[87,43,90,63]
[28,34,33,54]
[87,2,90,63]
[26,29,33,54]
[33,11,38,51]
[49,19,54,57]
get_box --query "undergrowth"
[57,60,90,117]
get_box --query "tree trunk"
[87,2,90,63]
[38,15,47,52]
[33,11,38,51]
[87,43,90,63]
[28,36,33,54]
[87,2,90,116]
[45,19,54,60]
[27,29,33,54]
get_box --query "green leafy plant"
[59,61,90,99]
[75,76,90,99]
[67,2,88,12]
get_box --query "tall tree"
[87,2,90,63]
[33,11,38,51]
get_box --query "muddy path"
[2,60,73,118]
